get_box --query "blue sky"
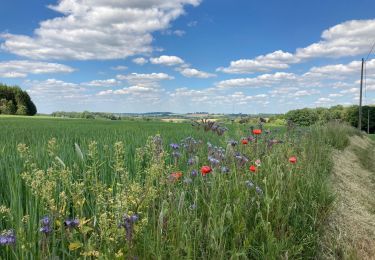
[1,0,375,114]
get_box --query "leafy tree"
[0,83,37,115]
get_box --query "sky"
[1,0,375,114]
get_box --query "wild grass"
[0,117,359,259]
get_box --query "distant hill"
[0,83,37,116]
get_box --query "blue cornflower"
[64,218,80,228]
[0,230,15,246]
[191,169,198,177]
[221,166,230,174]
[169,143,180,150]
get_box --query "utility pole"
[358,58,364,130]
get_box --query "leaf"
[68,241,82,251]
[75,143,84,161]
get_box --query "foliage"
[0,117,360,259]
[286,108,319,126]
[0,83,37,116]
[51,111,121,120]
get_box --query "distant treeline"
[280,105,375,133]
[51,111,121,120]
[0,83,37,116]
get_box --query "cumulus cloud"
[0,0,201,60]
[315,97,334,104]
[110,65,127,71]
[218,19,375,74]
[132,57,148,65]
[150,55,184,66]
[179,68,216,78]
[0,60,74,78]
[25,79,86,99]
[116,72,174,85]
[217,51,298,74]
[216,72,297,88]
[83,78,119,87]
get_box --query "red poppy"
[200,166,212,176]
[241,139,248,145]
[252,129,262,135]
[289,156,297,164]
[170,172,183,181]
[249,165,257,172]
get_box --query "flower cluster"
[0,230,16,246]
[39,216,52,234]
[192,119,228,136]
[64,218,80,229]
[119,213,139,242]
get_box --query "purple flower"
[208,156,220,166]
[40,215,52,234]
[255,186,263,195]
[191,169,198,177]
[172,151,181,158]
[169,143,180,150]
[64,218,80,228]
[187,158,195,166]
[228,140,238,146]
[221,166,230,174]
[0,230,16,246]
[245,180,255,189]
[120,213,139,242]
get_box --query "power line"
[365,39,375,61]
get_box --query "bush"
[286,108,319,126]
[0,83,37,115]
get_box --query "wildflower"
[191,169,198,177]
[252,129,262,135]
[245,180,255,189]
[172,151,181,158]
[241,139,248,145]
[208,156,220,167]
[170,172,183,181]
[235,153,248,167]
[249,165,257,172]
[200,166,212,176]
[228,140,238,146]
[40,216,52,234]
[119,213,139,242]
[187,157,195,166]
[255,159,261,167]
[221,166,230,174]
[0,230,15,246]
[169,143,180,150]
[189,204,197,210]
[255,186,263,195]
[289,156,297,164]
[64,218,80,228]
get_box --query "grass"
[369,134,375,141]
[0,117,359,259]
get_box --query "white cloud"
[116,72,174,85]
[132,57,148,65]
[315,97,334,104]
[150,55,184,66]
[217,19,375,74]
[83,78,119,87]
[329,93,343,97]
[217,51,298,74]
[296,19,375,59]
[110,65,127,71]
[179,68,216,78]
[162,29,186,37]
[216,72,297,88]
[25,79,86,99]
[0,60,74,78]
[0,0,201,60]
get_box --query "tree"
[0,83,37,115]
[285,108,319,126]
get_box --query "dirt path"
[322,136,375,259]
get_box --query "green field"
[369,134,375,141]
[0,117,358,259]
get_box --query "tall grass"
[0,117,358,259]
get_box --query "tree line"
[0,83,37,116]
[281,105,374,133]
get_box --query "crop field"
[0,117,360,259]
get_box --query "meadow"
[0,116,361,259]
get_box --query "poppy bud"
[289,156,297,164]
[252,129,262,135]
[241,139,248,145]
